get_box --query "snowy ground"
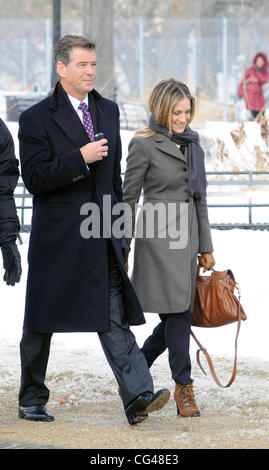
[0,121,268,449]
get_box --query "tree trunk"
[51,0,61,89]
[83,0,115,100]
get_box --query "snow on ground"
[199,120,268,170]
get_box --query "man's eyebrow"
[77,60,98,64]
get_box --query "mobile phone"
[95,133,105,141]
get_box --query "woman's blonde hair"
[136,78,195,137]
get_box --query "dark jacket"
[0,118,20,246]
[18,83,145,333]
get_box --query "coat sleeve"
[18,110,90,195]
[0,119,20,246]
[254,69,269,85]
[238,68,251,98]
[195,197,214,254]
[113,105,123,203]
[122,136,150,240]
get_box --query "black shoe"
[125,389,170,425]
[18,404,54,422]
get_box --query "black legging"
[250,110,264,119]
[141,309,192,385]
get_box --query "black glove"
[1,241,22,286]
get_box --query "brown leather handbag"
[191,267,247,388]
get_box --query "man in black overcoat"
[18,35,170,425]
[0,118,21,286]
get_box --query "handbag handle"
[191,285,242,388]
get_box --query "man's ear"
[56,61,66,79]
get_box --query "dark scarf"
[148,115,207,200]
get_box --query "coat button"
[184,178,189,183]
[183,168,187,172]
[185,198,189,203]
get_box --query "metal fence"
[15,181,33,234]
[206,171,269,230]
[15,171,269,242]
[118,102,149,130]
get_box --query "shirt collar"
[68,94,88,111]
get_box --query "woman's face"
[171,98,191,133]
[256,56,265,68]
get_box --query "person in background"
[0,118,21,286]
[123,78,215,418]
[238,52,269,120]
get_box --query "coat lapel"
[51,101,90,148]
[93,92,110,141]
[48,84,90,148]
[91,90,113,177]
[48,86,113,175]
[153,133,187,163]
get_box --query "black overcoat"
[18,84,145,333]
[0,119,20,246]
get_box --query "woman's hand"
[198,252,216,272]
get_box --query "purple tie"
[78,102,95,142]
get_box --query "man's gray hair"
[54,35,96,66]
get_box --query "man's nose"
[86,66,96,75]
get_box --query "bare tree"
[83,0,115,100]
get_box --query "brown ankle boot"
[174,380,200,417]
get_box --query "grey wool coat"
[122,132,214,314]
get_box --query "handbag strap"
[190,286,243,388]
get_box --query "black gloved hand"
[1,241,22,286]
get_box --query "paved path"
[0,439,63,449]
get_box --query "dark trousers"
[141,310,192,385]
[19,246,153,409]
[250,110,264,119]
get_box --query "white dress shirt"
[68,94,89,123]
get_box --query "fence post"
[248,171,253,224]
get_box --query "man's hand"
[198,252,215,272]
[1,241,22,286]
[80,139,108,164]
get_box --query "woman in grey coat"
[123,79,215,417]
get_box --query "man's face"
[56,47,97,100]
